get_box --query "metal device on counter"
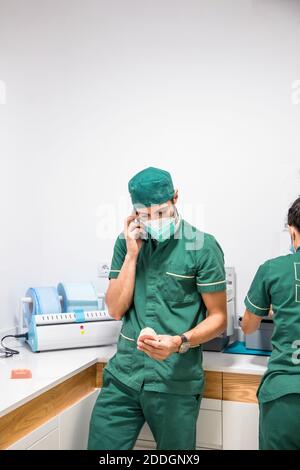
[19,293,121,353]
[245,318,273,351]
[203,267,236,352]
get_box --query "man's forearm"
[106,254,137,320]
[181,313,227,347]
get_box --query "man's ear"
[289,225,296,242]
[173,189,179,204]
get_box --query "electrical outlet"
[98,262,111,278]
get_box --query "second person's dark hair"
[288,197,300,232]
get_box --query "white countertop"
[203,351,268,375]
[0,342,116,418]
[0,341,268,418]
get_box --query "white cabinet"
[7,390,99,450]
[9,396,258,450]
[8,417,59,450]
[222,401,259,450]
[27,429,60,450]
[60,389,99,450]
[196,399,222,449]
[7,393,259,450]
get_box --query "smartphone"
[134,212,148,240]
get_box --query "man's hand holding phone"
[124,214,145,259]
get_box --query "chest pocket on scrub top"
[161,263,197,302]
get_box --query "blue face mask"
[143,215,176,242]
[142,207,179,243]
[290,245,296,255]
[290,238,296,254]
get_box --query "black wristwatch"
[178,334,191,354]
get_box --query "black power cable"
[0,333,28,358]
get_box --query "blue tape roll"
[57,282,99,313]
[24,287,62,327]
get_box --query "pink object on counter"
[10,369,32,379]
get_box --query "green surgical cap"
[128,167,175,207]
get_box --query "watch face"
[179,342,190,354]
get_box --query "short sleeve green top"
[245,247,300,403]
[106,218,226,395]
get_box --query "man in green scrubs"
[242,197,300,450]
[88,167,227,450]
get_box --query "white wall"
[1,0,300,330]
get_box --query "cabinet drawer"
[203,371,222,400]
[27,429,60,450]
[196,409,222,449]
[223,401,259,450]
[201,398,222,411]
[7,417,59,450]
[223,373,261,403]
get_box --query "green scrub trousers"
[88,370,202,450]
[259,394,300,450]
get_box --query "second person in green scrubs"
[242,196,300,450]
